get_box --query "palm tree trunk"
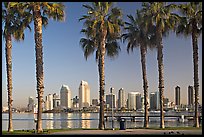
[192,22,199,128]
[98,56,105,130]
[98,24,107,130]
[33,4,44,133]
[140,46,149,128]
[6,33,13,132]
[157,29,165,129]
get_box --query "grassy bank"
[2,126,202,135]
[129,126,202,130]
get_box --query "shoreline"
[2,127,202,135]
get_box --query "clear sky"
[2,2,202,108]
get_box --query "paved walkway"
[51,129,202,135]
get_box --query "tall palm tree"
[9,2,65,133]
[176,2,202,128]
[122,10,157,128]
[141,2,179,128]
[79,2,123,129]
[2,2,32,132]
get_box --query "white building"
[45,94,53,110]
[53,93,60,109]
[118,88,126,109]
[128,92,141,110]
[60,85,72,109]
[79,80,90,109]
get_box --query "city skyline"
[2,2,202,108]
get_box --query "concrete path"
[51,129,202,135]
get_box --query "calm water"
[2,112,201,130]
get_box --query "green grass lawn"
[2,126,202,135]
[129,126,202,130]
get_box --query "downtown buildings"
[60,84,72,109]
[188,85,194,107]
[149,91,160,110]
[127,92,142,110]
[118,88,126,109]
[24,83,196,112]
[78,80,90,109]
[175,86,181,106]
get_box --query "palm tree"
[122,10,156,128]
[2,2,32,132]
[176,2,202,128]
[9,2,65,133]
[79,2,123,129]
[141,2,179,128]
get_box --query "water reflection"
[60,113,72,128]
[2,112,202,130]
[45,113,53,129]
[79,113,90,128]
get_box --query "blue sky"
[2,2,202,108]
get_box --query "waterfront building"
[175,86,181,106]
[92,99,98,106]
[188,85,194,106]
[72,96,79,108]
[118,88,126,109]
[106,94,116,108]
[28,96,34,112]
[53,93,60,109]
[79,80,90,109]
[150,91,160,110]
[60,84,72,109]
[128,92,141,110]
[45,94,53,110]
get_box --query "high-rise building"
[188,85,194,106]
[118,88,126,109]
[175,86,181,106]
[128,92,141,110]
[150,91,160,110]
[45,94,53,110]
[28,96,34,112]
[79,80,90,109]
[106,94,116,108]
[53,93,60,108]
[92,99,98,106]
[72,96,79,108]
[60,85,72,109]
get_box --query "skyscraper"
[79,80,90,109]
[28,96,34,112]
[150,91,160,110]
[45,94,53,110]
[188,85,194,106]
[53,93,60,109]
[128,92,141,110]
[60,85,72,109]
[118,88,126,109]
[106,94,116,108]
[175,86,181,106]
